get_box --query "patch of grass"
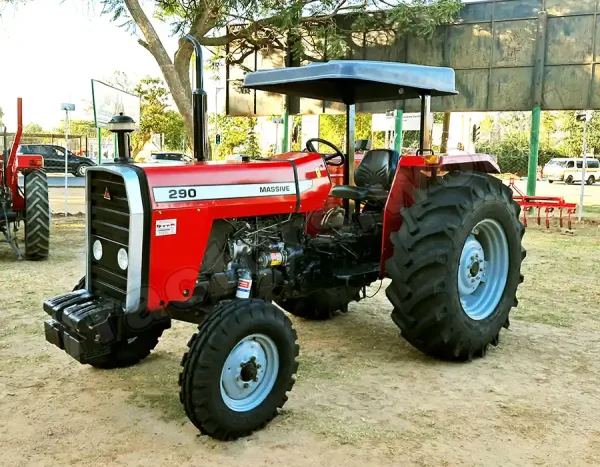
[286,409,434,447]
[127,390,184,422]
[515,225,600,329]
[584,206,600,215]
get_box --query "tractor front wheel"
[385,172,525,361]
[24,170,50,260]
[179,299,298,440]
[276,286,361,320]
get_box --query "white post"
[64,109,69,217]
[578,111,592,221]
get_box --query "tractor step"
[333,262,380,287]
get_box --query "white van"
[543,158,600,185]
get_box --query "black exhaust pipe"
[183,34,209,162]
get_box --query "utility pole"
[61,103,75,217]
[576,110,593,221]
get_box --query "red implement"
[507,179,577,229]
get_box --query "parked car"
[543,157,600,184]
[146,152,192,164]
[17,144,96,177]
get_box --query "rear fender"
[379,154,500,277]
[16,154,44,170]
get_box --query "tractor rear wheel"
[179,299,298,440]
[276,286,361,320]
[24,169,50,261]
[385,172,525,361]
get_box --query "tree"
[94,0,463,151]
[23,122,43,134]
[246,118,260,158]
[131,77,186,155]
[0,106,3,128]
[208,114,256,158]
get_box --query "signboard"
[227,0,600,115]
[91,80,140,129]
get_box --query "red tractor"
[1,98,50,260]
[43,37,525,440]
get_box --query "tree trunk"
[123,0,195,151]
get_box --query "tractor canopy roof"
[243,60,458,105]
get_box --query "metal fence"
[0,133,89,154]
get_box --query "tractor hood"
[140,152,331,214]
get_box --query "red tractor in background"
[43,36,525,440]
[1,98,50,260]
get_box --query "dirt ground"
[2,217,600,467]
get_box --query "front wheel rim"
[458,219,509,320]
[220,333,279,412]
[78,166,86,176]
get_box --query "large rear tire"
[385,172,525,361]
[24,170,50,261]
[179,299,298,440]
[276,286,361,320]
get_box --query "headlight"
[117,248,128,271]
[93,240,103,260]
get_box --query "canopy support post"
[419,94,432,153]
[345,104,356,220]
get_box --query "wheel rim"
[78,166,86,176]
[220,333,279,412]
[458,219,509,320]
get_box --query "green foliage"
[102,0,463,67]
[557,111,600,156]
[23,122,43,134]
[318,113,378,149]
[246,118,260,158]
[291,115,302,151]
[208,114,257,159]
[130,77,186,154]
[477,111,600,175]
[477,132,566,176]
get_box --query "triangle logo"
[104,188,111,201]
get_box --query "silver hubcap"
[458,219,509,320]
[220,333,279,412]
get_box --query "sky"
[0,0,219,131]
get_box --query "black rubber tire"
[88,326,165,369]
[587,176,595,186]
[548,180,554,184]
[276,286,361,320]
[179,299,299,440]
[24,170,50,261]
[74,164,87,177]
[70,276,166,369]
[565,175,574,185]
[385,172,526,362]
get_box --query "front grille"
[89,170,130,305]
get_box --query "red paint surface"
[142,152,331,309]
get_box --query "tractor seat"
[330,149,399,202]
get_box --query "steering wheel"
[305,138,346,167]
